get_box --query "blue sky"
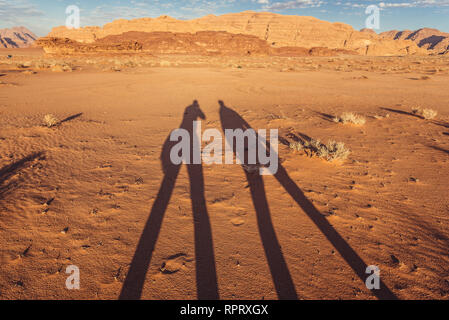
[1,0,449,36]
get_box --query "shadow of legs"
[187,163,220,300]
[246,171,298,300]
[120,100,211,300]
[119,167,180,300]
[274,166,397,300]
[219,100,397,300]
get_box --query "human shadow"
[220,101,298,300]
[219,101,398,300]
[120,100,219,300]
[0,152,43,199]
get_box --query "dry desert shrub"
[43,114,59,128]
[411,107,438,120]
[290,138,350,162]
[334,112,366,125]
[267,112,286,120]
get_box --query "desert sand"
[0,47,448,300]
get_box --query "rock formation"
[36,37,143,54]
[380,28,449,54]
[37,31,357,57]
[46,11,426,56]
[0,26,37,48]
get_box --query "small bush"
[290,138,350,162]
[289,141,304,152]
[334,112,366,125]
[43,114,59,128]
[422,109,438,120]
[411,107,437,120]
[318,140,351,162]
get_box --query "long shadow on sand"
[433,121,449,129]
[429,145,449,155]
[119,101,219,300]
[381,107,421,119]
[219,101,397,300]
[0,152,43,199]
[61,113,83,124]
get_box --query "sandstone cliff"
[37,31,357,57]
[35,37,143,54]
[46,11,425,56]
[380,28,449,54]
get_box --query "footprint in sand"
[160,253,191,274]
[231,217,245,226]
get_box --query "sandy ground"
[0,50,448,300]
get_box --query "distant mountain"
[0,26,37,48]
[45,11,426,56]
[380,28,449,54]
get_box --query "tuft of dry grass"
[318,140,351,162]
[43,114,59,128]
[290,138,350,162]
[411,107,438,120]
[333,112,366,125]
[289,141,304,152]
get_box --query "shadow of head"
[160,100,206,173]
[183,100,205,123]
[218,100,251,131]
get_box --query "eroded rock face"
[380,28,449,54]
[97,31,272,56]
[0,26,37,48]
[37,31,357,57]
[46,11,425,56]
[35,37,143,54]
